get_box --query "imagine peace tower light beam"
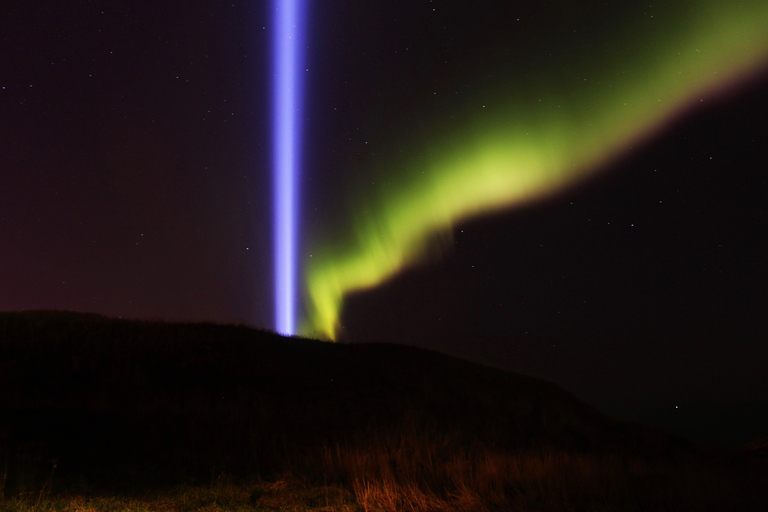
[273,0,306,335]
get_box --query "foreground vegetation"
[1,311,767,511]
[3,435,767,511]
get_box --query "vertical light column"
[273,0,305,335]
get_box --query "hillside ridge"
[1,310,686,489]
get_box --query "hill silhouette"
[0,311,674,481]
[2,310,766,511]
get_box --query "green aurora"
[302,1,768,340]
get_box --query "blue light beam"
[273,0,306,335]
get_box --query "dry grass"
[311,432,768,512]
[0,476,358,511]
[0,457,361,512]
[2,439,767,512]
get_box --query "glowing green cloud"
[302,1,768,340]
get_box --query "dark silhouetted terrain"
[1,310,766,510]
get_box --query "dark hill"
[1,310,681,491]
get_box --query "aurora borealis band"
[273,0,306,335]
[301,2,768,340]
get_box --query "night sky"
[3,1,767,445]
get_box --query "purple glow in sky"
[272,0,306,335]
